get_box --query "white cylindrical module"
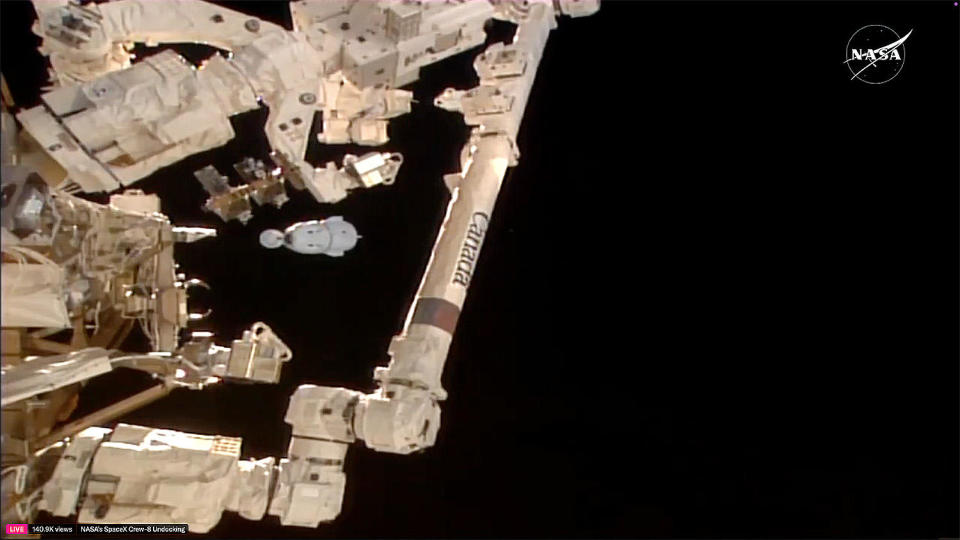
[378,135,511,396]
[381,8,555,398]
[400,7,552,339]
[403,134,512,337]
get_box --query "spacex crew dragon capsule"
[259,217,360,256]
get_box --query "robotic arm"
[265,5,562,524]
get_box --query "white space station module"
[0,0,600,533]
[260,217,360,256]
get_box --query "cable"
[1,464,29,494]
[2,245,63,295]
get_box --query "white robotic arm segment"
[351,0,565,458]
[226,29,349,186]
[268,385,361,527]
[31,0,285,86]
[197,54,261,117]
[230,31,324,100]
[355,387,441,454]
[257,4,569,523]
[334,135,514,459]
[281,386,358,444]
[265,382,440,526]
[95,0,285,51]
[261,81,323,195]
[225,456,276,521]
[268,440,348,527]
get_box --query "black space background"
[2,1,959,538]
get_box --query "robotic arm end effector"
[268,382,441,526]
[355,388,441,455]
[268,386,359,527]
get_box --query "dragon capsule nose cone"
[259,229,284,249]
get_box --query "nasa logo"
[844,25,912,84]
[452,212,490,287]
